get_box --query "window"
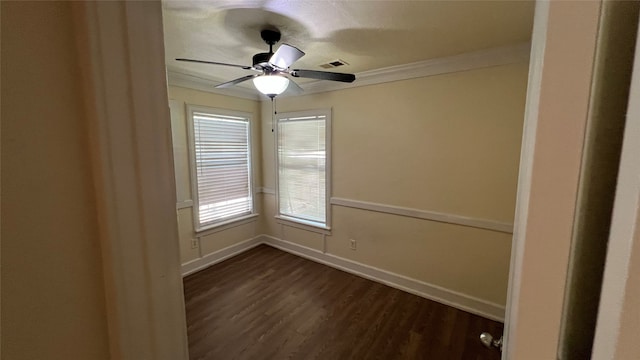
[276,110,331,229]
[187,106,254,230]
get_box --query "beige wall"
[168,86,262,264]
[1,2,110,359]
[261,63,528,306]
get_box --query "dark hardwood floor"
[183,245,503,360]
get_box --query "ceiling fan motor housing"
[253,29,281,69]
[252,52,272,69]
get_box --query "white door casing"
[72,2,189,359]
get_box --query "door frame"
[72,1,636,359]
[591,16,640,359]
[503,0,605,358]
[501,0,550,356]
[72,2,189,359]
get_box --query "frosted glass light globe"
[253,75,289,97]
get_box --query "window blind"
[192,111,252,228]
[277,114,327,225]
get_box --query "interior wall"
[506,1,602,359]
[260,62,529,307]
[168,86,262,265]
[558,0,639,358]
[1,2,110,359]
[592,8,640,358]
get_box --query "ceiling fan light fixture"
[253,74,289,97]
[176,29,355,96]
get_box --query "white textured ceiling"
[162,0,534,87]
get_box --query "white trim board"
[167,42,531,99]
[257,187,276,195]
[181,234,506,321]
[259,189,514,233]
[503,2,550,356]
[331,197,513,234]
[302,42,531,96]
[503,3,547,351]
[176,200,193,209]
[73,2,189,358]
[261,235,505,322]
[181,236,263,277]
[167,69,260,101]
[195,214,259,237]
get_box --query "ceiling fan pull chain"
[271,97,276,133]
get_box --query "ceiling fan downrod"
[262,29,280,52]
[253,29,281,68]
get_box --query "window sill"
[196,213,259,237]
[176,200,194,209]
[275,215,331,235]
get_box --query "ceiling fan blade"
[285,78,304,94]
[176,58,256,71]
[215,74,259,89]
[290,69,356,83]
[269,44,305,69]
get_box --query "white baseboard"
[181,236,263,276]
[260,235,505,322]
[180,233,505,322]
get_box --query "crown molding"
[166,42,531,100]
[166,69,261,101]
[299,41,531,96]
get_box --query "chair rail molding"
[331,197,513,234]
[259,188,513,233]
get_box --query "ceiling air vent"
[319,59,349,69]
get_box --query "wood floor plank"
[184,245,503,360]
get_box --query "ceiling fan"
[176,29,356,98]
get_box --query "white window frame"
[275,109,332,233]
[186,104,256,232]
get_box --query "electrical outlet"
[350,239,357,250]
[190,238,198,249]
